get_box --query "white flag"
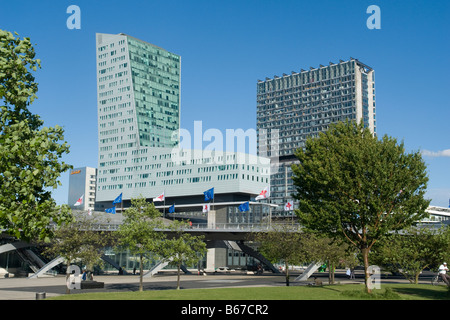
[202,203,210,213]
[153,192,165,202]
[74,195,84,206]
[284,201,294,211]
[255,187,269,200]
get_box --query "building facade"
[67,166,97,211]
[95,33,270,209]
[256,58,376,215]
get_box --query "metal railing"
[89,222,302,232]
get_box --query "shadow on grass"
[340,287,401,300]
[340,285,450,300]
[107,283,177,292]
[392,286,450,300]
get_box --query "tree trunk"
[361,247,371,293]
[328,262,335,285]
[285,261,290,286]
[139,253,144,292]
[177,263,181,290]
[65,261,71,294]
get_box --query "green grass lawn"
[48,283,450,300]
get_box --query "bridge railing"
[189,223,301,231]
[88,222,301,232]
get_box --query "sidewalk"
[0,269,433,300]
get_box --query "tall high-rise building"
[97,33,180,149]
[256,58,376,215]
[95,33,270,209]
[68,166,97,211]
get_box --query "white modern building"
[95,33,271,210]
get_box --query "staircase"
[16,248,46,274]
[226,240,280,273]
[143,260,170,277]
[29,256,65,279]
[294,262,323,281]
[101,254,128,274]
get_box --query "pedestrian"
[82,269,87,281]
[438,262,450,285]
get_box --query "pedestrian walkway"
[0,269,434,300]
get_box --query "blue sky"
[1,0,449,207]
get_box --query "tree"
[117,196,165,292]
[291,120,430,292]
[370,226,450,284]
[159,220,207,290]
[302,232,359,284]
[42,211,112,293]
[0,29,72,242]
[254,224,306,286]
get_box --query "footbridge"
[89,221,301,241]
[1,220,301,279]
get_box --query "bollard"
[35,292,46,300]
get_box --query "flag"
[255,187,269,200]
[105,207,116,214]
[74,195,84,206]
[112,193,122,205]
[239,201,249,212]
[202,203,210,213]
[169,204,175,213]
[153,192,165,202]
[284,201,294,211]
[204,188,214,201]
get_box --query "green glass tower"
[126,35,181,148]
[96,33,181,202]
[96,33,180,152]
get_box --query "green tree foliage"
[291,121,430,292]
[370,226,450,284]
[42,212,112,293]
[302,232,359,284]
[160,220,206,290]
[117,196,165,292]
[0,30,71,241]
[254,224,306,286]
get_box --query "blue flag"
[105,207,116,214]
[169,204,175,213]
[238,201,249,212]
[112,193,122,205]
[204,188,214,201]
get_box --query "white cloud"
[421,149,450,157]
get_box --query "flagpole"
[163,189,166,219]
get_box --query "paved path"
[0,269,435,300]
